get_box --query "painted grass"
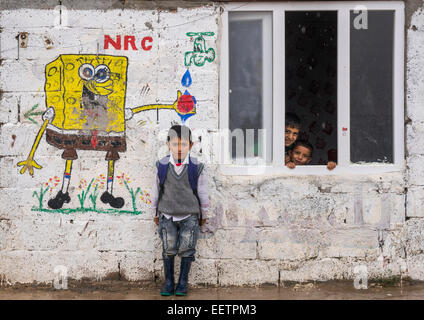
[31,207,143,216]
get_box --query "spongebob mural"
[18,54,196,211]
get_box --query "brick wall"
[0,0,423,286]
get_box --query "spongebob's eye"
[94,65,110,83]
[79,64,95,80]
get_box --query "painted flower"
[45,176,61,193]
[116,172,131,186]
[93,174,106,189]
[78,179,87,191]
[139,189,152,204]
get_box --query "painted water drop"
[181,69,192,87]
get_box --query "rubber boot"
[175,257,192,296]
[160,256,175,296]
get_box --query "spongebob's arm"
[17,108,54,176]
[131,90,182,115]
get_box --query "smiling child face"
[289,145,312,165]
[285,126,300,147]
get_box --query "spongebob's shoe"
[100,191,124,209]
[48,190,71,209]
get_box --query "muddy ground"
[1,279,424,300]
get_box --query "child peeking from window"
[285,112,301,163]
[285,113,301,154]
[286,140,337,170]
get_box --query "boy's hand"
[154,217,159,226]
[199,218,206,226]
[327,161,337,171]
[286,161,296,169]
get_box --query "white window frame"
[226,12,273,165]
[219,1,404,175]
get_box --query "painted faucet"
[184,32,215,67]
[18,54,196,209]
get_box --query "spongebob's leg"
[48,159,73,209]
[62,159,73,193]
[107,160,115,194]
[100,152,124,209]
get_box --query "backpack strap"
[156,155,170,217]
[188,156,204,222]
[157,155,170,187]
[187,156,198,191]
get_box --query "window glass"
[350,10,394,163]
[229,12,272,161]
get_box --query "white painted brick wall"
[0,1,423,286]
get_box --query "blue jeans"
[158,214,199,261]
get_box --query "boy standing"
[151,125,209,296]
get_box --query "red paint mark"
[90,130,98,149]
[342,127,348,131]
[104,35,153,51]
[141,36,153,51]
[104,35,121,50]
[124,35,137,51]
[177,94,195,114]
[11,135,16,148]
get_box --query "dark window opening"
[285,11,338,166]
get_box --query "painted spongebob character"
[18,54,195,209]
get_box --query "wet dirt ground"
[1,280,424,300]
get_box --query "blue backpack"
[156,155,203,220]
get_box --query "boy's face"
[167,137,193,161]
[289,145,312,165]
[285,126,300,147]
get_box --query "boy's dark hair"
[286,112,301,129]
[167,125,192,143]
[292,139,313,156]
